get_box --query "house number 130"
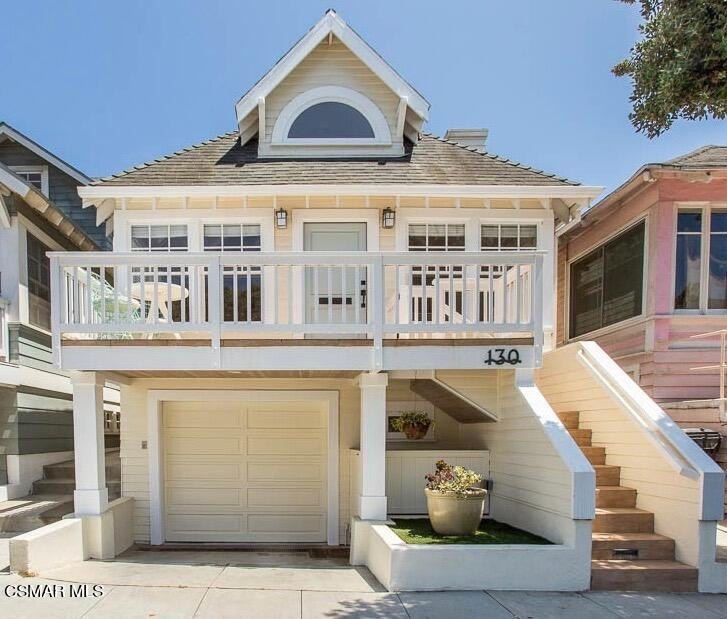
[484,349,522,366]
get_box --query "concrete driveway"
[0,545,726,618]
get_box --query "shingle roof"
[93,133,578,187]
[663,145,727,168]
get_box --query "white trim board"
[146,389,340,546]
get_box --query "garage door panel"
[166,436,241,455]
[247,408,326,430]
[167,514,243,534]
[248,514,324,535]
[163,399,328,543]
[247,460,324,483]
[247,487,324,509]
[166,462,242,481]
[167,487,241,507]
[165,408,241,428]
[247,434,325,456]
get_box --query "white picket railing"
[49,251,544,351]
[0,298,8,363]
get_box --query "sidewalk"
[0,543,725,618]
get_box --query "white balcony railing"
[0,298,8,363]
[50,251,544,352]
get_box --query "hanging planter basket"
[401,421,431,440]
[391,411,433,440]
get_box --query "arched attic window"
[271,86,391,146]
[288,102,374,139]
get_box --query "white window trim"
[566,215,649,341]
[672,202,727,315]
[10,165,49,196]
[271,86,392,146]
[146,389,339,546]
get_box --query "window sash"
[569,221,645,338]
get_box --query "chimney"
[444,128,488,152]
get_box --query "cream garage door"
[163,399,328,543]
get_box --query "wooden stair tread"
[591,559,694,571]
[592,532,672,543]
[596,507,652,516]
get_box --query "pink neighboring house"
[557,145,727,508]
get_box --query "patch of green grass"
[390,518,551,545]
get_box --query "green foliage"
[389,411,431,431]
[613,0,727,137]
[425,459,483,496]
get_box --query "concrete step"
[33,478,121,498]
[592,533,675,561]
[590,560,698,592]
[594,508,654,534]
[44,461,121,481]
[582,446,606,466]
[594,465,621,486]
[568,428,592,447]
[0,494,74,533]
[596,486,637,508]
[557,411,580,429]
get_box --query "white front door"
[303,222,367,326]
[163,399,328,543]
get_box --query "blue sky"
[2,1,726,196]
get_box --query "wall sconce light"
[275,207,288,229]
[382,207,396,229]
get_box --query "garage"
[161,395,333,543]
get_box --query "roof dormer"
[235,10,429,158]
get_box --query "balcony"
[49,251,544,373]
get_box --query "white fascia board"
[79,184,603,201]
[0,123,91,186]
[234,11,430,127]
[0,164,33,199]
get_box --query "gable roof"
[234,10,429,134]
[0,122,92,186]
[90,132,579,188]
[0,162,97,250]
[663,145,727,168]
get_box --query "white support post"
[71,371,108,515]
[357,371,388,520]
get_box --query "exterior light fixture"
[275,207,288,229]
[382,207,396,229]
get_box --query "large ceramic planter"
[425,488,486,536]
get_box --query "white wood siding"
[264,38,401,146]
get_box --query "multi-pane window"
[26,233,51,330]
[203,224,262,322]
[130,225,188,252]
[481,224,537,251]
[129,225,188,321]
[569,221,645,338]
[11,167,47,194]
[675,208,727,311]
[407,224,464,322]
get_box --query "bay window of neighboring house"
[407,223,465,322]
[203,224,262,322]
[569,220,645,338]
[674,207,727,312]
[26,233,52,330]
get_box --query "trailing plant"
[390,411,432,431]
[425,459,483,497]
